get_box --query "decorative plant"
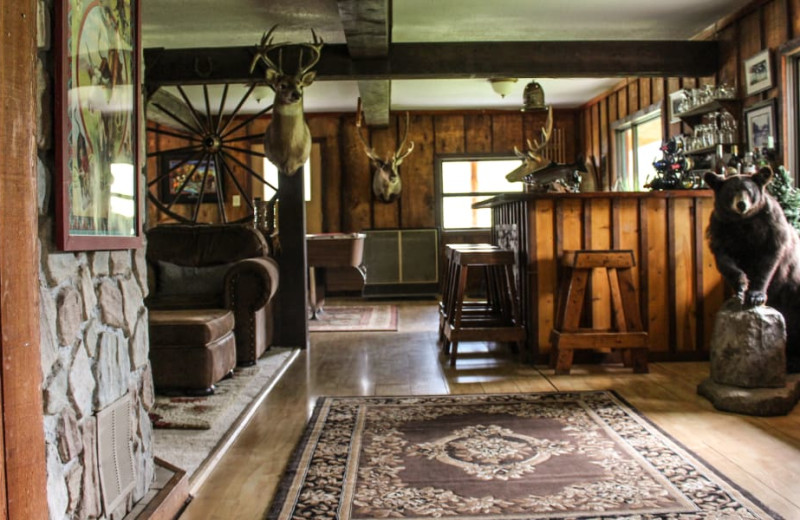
[767,165,800,234]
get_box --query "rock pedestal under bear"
[698,298,800,416]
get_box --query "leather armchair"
[145,224,279,365]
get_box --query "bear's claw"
[744,291,767,307]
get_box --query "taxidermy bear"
[704,167,800,372]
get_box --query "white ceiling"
[143,0,753,112]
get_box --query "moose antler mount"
[355,98,415,203]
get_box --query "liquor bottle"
[725,144,740,176]
[741,152,756,175]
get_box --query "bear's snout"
[731,192,751,214]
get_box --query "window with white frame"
[437,156,523,230]
[613,106,663,191]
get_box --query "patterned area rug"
[268,391,782,519]
[309,305,398,332]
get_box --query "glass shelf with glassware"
[672,83,738,127]
[679,108,739,156]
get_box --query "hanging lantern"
[522,80,547,111]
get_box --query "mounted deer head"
[249,25,323,176]
[355,99,415,203]
[506,105,554,182]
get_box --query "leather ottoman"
[148,309,236,394]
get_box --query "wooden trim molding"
[0,0,49,518]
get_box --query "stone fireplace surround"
[36,1,155,517]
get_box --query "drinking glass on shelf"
[698,84,714,106]
[693,124,708,151]
[677,90,690,114]
[715,83,736,100]
[719,111,736,144]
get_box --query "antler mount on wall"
[355,98,415,203]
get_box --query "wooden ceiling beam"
[144,40,719,86]
[337,0,390,126]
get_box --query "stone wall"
[36,1,154,518]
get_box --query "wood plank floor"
[177,300,800,519]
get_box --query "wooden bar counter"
[474,190,725,364]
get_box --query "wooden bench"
[550,249,648,374]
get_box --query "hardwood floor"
[178,300,800,519]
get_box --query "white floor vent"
[96,393,136,515]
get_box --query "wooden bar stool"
[549,249,648,375]
[438,244,499,342]
[443,248,525,367]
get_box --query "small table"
[306,233,366,318]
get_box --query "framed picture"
[668,90,684,123]
[744,99,777,153]
[159,153,222,204]
[54,0,142,251]
[744,49,773,96]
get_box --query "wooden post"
[273,167,309,348]
[0,0,49,517]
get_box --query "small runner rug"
[309,305,397,332]
[267,391,781,519]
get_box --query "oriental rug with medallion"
[267,391,781,519]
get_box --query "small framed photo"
[159,153,222,204]
[743,99,777,153]
[744,49,773,96]
[668,90,684,123]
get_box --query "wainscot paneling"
[477,191,724,364]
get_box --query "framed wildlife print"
[668,90,684,123]
[55,0,142,251]
[744,49,773,96]
[744,99,777,153]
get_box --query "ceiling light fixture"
[522,80,547,111]
[488,78,518,98]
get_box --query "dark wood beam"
[144,40,720,86]
[337,0,390,125]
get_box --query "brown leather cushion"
[149,309,234,346]
[150,330,236,391]
[157,261,232,297]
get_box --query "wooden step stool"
[443,247,526,367]
[549,249,648,375]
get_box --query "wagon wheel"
[146,83,278,225]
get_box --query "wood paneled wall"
[147,109,580,233]
[580,0,800,188]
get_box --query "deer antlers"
[249,24,323,80]
[507,106,555,182]
[355,98,415,202]
[513,105,553,165]
[355,99,415,166]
